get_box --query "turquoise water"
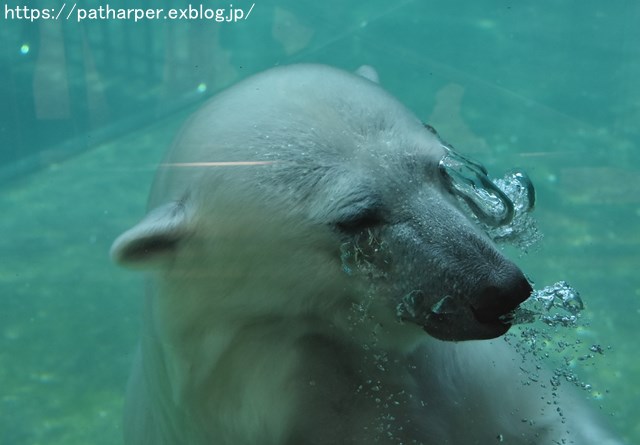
[1,1,638,444]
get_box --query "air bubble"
[503,281,584,328]
[439,147,514,227]
[438,145,541,251]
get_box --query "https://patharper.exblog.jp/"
[3,2,255,23]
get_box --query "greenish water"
[1,1,638,444]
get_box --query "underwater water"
[1,0,638,444]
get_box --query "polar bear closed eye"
[112,64,623,445]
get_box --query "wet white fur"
[112,64,623,445]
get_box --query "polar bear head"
[111,64,532,344]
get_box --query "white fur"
[112,64,622,445]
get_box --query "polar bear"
[111,64,622,445]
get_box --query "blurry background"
[1,0,638,443]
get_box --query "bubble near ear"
[110,202,189,268]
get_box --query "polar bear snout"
[470,266,532,326]
[412,253,533,341]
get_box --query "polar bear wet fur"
[111,64,622,445]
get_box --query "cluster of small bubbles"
[541,314,579,328]
[502,280,612,429]
[520,418,537,427]
[340,228,388,279]
[555,365,597,393]
[339,243,356,276]
[342,228,394,445]
[356,340,412,443]
[340,229,394,345]
[374,352,389,372]
[372,400,410,444]
[350,300,373,324]
[503,281,584,329]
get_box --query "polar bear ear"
[355,65,379,83]
[110,201,189,268]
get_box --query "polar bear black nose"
[471,268,532,324]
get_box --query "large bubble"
[504,280,609,401]
[438,145,541,250]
